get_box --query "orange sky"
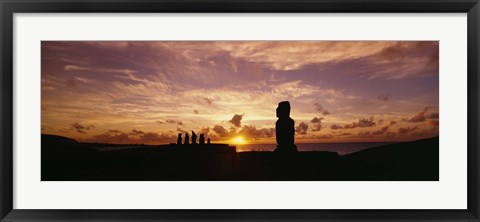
[41,41,439,145]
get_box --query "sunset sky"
[41,41,439,145]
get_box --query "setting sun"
[232,136,247,144]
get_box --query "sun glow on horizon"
[232,136,247,145]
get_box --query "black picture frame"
[1,0,479,221]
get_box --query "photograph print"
[41,41,439,181]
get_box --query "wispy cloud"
[41,41,439,144]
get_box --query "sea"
[98,142,396,156]
[235,142,395,155]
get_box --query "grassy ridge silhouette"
[41,134,438,181]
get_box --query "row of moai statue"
[177,131,211,145]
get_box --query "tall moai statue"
[199,134,205,144]
[184,133,190,145]
[191,131,197,145]
[177,133,182,145]
[274,101,297,153]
